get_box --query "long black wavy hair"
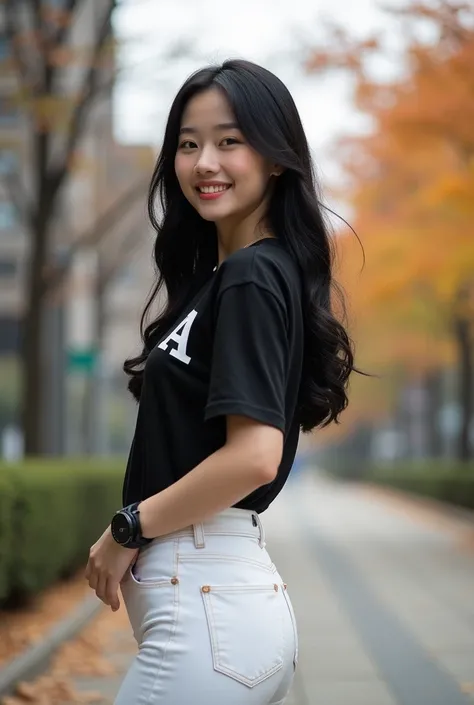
[124,58,358,433]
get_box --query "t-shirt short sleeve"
[204,281,289,431]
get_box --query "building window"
[0,202,17,230]
[0,259,18,277]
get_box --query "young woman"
[85,58,354,705]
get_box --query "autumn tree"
[0,0,153,454]
[306,1,474,460]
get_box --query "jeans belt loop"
[193,522,205,548]
[253,512,265,548]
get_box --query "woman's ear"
[271,166,284,177]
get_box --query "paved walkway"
[67,470,474,705]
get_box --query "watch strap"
[111,502,152,548]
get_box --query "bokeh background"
[0,3,473,702]
[1,0,473,473]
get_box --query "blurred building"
[66,139,155,372]
[65,136,155,456]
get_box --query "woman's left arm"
[139,415,283,538]
[85,416,282,610]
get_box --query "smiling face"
[174,88,275,227]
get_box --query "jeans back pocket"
[201,582,284,688]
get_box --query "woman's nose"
[194,147,219,175]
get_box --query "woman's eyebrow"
[179,122,239,135]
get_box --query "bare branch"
[43,176,148,294]
[3,0,37,95]
[383,1,473,45]
[71,177,147,250]
[52,0,80,47]
[99,227,143,291]
[48,0,116,200]
[27,0,43,32]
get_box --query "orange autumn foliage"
[307,1,474,433]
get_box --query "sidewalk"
[60,470,474,705]
[278,471,474,705]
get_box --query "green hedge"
[0,459,124,606]
[317,453,474,511]
[0,469,15,601]
[365,461,474,511]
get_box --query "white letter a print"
[158,309,198,365]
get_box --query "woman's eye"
[221,137,240,146]
[179,140,196,149]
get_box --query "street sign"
[67,347,98,374]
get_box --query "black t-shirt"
[122,238,304,514]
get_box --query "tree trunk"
[22,220,48,455]
[425,369,444,458]
[21,132,52,456]
[453,310,473,462]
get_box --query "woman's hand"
[85,526,138,611]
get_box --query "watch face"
[112,512,133,544]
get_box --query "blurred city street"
[54,469,474,705]
[1,1,473,703]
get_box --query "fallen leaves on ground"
[1,595,134,705]
[1,678,101,705]
[0,570,90,666]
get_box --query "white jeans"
[115,507,298,705]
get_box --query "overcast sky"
[113,0,405,190]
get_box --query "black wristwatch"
[110,502,152,549]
